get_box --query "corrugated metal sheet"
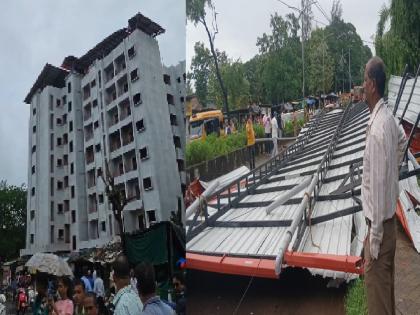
[187,99,419,280]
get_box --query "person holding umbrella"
[32,275,49,315]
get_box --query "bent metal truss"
[186,99,420,280]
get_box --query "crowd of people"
[5,255,186,315]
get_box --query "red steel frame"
[187,251,363,279]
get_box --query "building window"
[30,210,35,220]
[30,234,34,244]
[57,181,63,190]
[64,176,69,188]
[91,79,96,88]
[163,74,171,85]
[58,229,64,240]
[68,82,71,93]
[69,141,73,153]
[33,107,36,116]
[133,93,142,106]
[128,46,135,59]
[139,147,148,160]
[177,159,185,172]
[50,226,54,243]
[147,210,157,223]
[69,121,73,132]
[71,210,76,223]
[63,155,68,166]
[170,114,177,126]
[98,194,104,204]
[177,77,181,83]
[62,114,67,125]
[57,158,62,167]
[32,145,36,153]
[167,94,174,105]
[136,119,145,132]
[70,163,74,174]
[173,136,181,148]
[50,178,54,196]
[101,221,106,232]
[31,187,35,196]
[94,120,99,129]
[93,99,98,108]
[143,177,152,190]
[56,118,62,126]
[32,125,36,133]
[31,165,35,174]
[180,96,185,103]
[49,95,54,110]
[95,143,101,152]
[56,99,61,107]
[58,204,63,214]
[72,236,76,250]
[97,168,102,178]
[50,114,54,130]
[130,69,139,82]
[57,137,62,146]
[50,155,54,173]
[98,71,102,88]
[68,101,72,112]
[71,186,75,198]
[62,95,67,105]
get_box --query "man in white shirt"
[263,113,272,154]
[271,113,278,157]
[362,56,406,315]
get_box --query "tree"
[376,0,420,76]
[330,0,343,22]
[100,161,128,253]
[324,16,372,92]
[187,0,229,115]
[189,42,213,105]
[307,29,334,95]
[0,181,26,261]
[256,13,302,104]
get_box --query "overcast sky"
[0,0,185,186]
[187,0,388,70]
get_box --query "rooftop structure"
[22,12,185,256]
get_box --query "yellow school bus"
[189,110,224,141]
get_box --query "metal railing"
[186,109,327,241]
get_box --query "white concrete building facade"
[22,13,185,255]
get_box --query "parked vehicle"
[189,110,224,141]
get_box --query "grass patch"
[345,278,368,315]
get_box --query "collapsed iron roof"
[24,63,68,104]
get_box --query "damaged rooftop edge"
[24,12,165,104]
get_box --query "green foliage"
[186,0,212,25]
[307,29,335,95]
[0,181,27,261]
[376,0,420,76]
[345,278,368,315]
[189,42,213,105]
[324,18,372,92]
[207,58,250,110]
[186,133,247,166]
[253,124,265,138]
[188,1,372,107]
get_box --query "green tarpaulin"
[125,223,168,265]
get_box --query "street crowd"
[5,255,186,315]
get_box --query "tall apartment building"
[21,13,185,256]
[163,62,187,193]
